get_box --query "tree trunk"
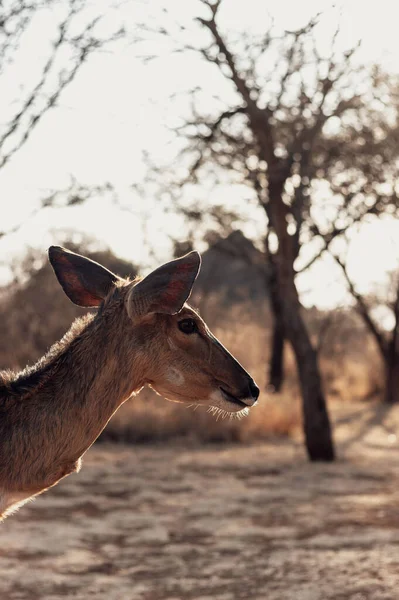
[268,319,285,392]
[268,180,335,461]
[267,262,285,392]
[384,303,399,404]
[284,296,335,461]
[385,348,399,404]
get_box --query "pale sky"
[1,0,399,310]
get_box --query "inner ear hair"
[127,251,201,319]
[48,246,120,307]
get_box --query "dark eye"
[178,318,198,334]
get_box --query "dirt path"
[2,403,399,600]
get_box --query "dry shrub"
[322,349,384,404]
[317,312,385,404]
[101,386,302,444]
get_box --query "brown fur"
[0,254,258,520]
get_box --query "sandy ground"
[2,403,399,600]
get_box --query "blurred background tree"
[134,0,399,460]
[332,257,399,405]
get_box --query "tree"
[332,258,399,404]
[139,2,357,460]
[137,2,399,459]
[305,68,399,402]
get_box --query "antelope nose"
[240,378,260,406]
[249,379,260,402]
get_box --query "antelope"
[0,247,259,520]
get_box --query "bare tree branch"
[0,0,124,170]
[0,181,113,240]
[332,252,388,358]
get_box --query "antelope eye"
[178,318,198,334]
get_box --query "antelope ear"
[48,246,120,307]
[127,251,201,320]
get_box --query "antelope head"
[49,247,260,415]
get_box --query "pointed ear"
[48,246,120,307]
[127,251,201,320]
